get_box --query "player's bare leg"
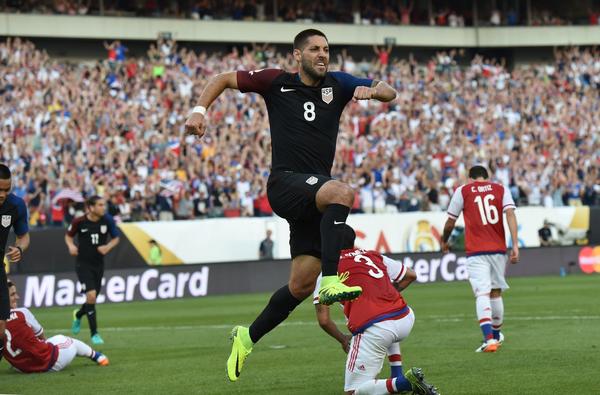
[227,255,320,381]
[315,180,362,305]
[490,288,504,345]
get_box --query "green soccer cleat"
[91,333,105,345]
[71,309,81,335]
[405,367,440,395]
[226,326,253,382]
[318,273,362,306]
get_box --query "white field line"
[45,314,600,332]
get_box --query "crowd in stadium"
[4,0,600,26]
[0,36,598,225]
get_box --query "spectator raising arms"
[0,38,598,226]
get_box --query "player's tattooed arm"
[185,72,238,138]
[352,80,396,102]
[370,79,397,102]
[196,72,239,108]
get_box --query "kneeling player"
[1,281,108,373]
[314,226,439,395]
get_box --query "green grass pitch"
[2,274,599,394]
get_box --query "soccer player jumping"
[184,29,397,381]
[441,166,519,353]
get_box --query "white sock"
[387,342,400,356]
[476,294,492,322]
[475,294,493,340]
[387,342,403,377]
[71,337,94,358]
[354,379,394,395]
[490,296,504,333]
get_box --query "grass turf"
[2,274,599,394]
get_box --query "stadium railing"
[2,13,600,47]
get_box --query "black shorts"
[0,264,9,320]
[76,262,104,295]
[267,171,331,259]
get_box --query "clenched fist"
[352,86,375,101]
[185,112,207,138]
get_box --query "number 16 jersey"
[447,181,516,256]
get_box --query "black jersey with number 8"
[237,69,372,177]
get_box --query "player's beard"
[301,56,327,81]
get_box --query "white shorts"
[47,335,77,372]
[467,254,509,296]
[344,309,415,392]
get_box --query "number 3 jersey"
[3,308,58,373]
[314,249,410,335]
[236,69,372,177]
[66,214,119,265]
[447,181,516,256]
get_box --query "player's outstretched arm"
[441,218,456,253]
[372,80,397,102]
[185,72,239,138]
[505,208,519,264]
[315,304,351,353]
[353,80,396,102]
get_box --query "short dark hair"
[340,225,356,250]
[0,164,11,180]
[86,195,103,207]
[293,29,328,50]
[469,165,489,180]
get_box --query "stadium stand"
[0,36,597,225]
[2,0,599,26]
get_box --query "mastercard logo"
[578,246,600,274]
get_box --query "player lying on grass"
[313,225,439,395]
[1,281,109,373]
